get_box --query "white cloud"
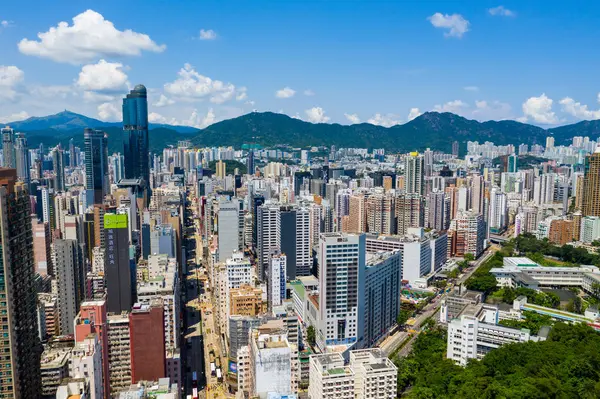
[83,91,115,103]
[97,102,122,121]
[407,108,422,121]
[304,89,315,96]
[520,93,559,124]
[199,29,217,40]
[559,95,600,120]
[18,9,166,64]
[434,100,468,113]
[344,113,360,124]
[0,65,24,101]
[464,86,479,92]
[276,87,296,99]
[1,20,13,29]
[488,6,515,17]
[183,108,216,128]
[148,112,167,124]
[76,60,128,92]
[0,111,28,123]
[305,107,330,123]
[236,87,248,101]
[472,100,513,120]
[154,94,175,107]
[368,113,401,127]
[428,13,470,38]
[29,85,73,100]
[164,63,245,104]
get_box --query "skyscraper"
[404,152,424,195]
[104,213,133,313]
[452,141,459,158]
[246,149,255,175]
[583,148,600,217]
[14,133,29,183]
[1,126,15,169]
[69,138,76,167]
[84,128,109,204]
[52,144,66,192]
[507,153,518,173]
[52,239,84,335]
[123,85,149,184]
[0,168,41,398]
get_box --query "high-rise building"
[246,149,255,175]
[267,253,286,308]
[84,128,109,204]
[533,173,556,205]
[546,136,555,149]
[548,219,575,246]
[69,137,76,167]
[104,213,133,313]
[52,239,84,335]
[0,168,42,398]
[217,198,241,262]
[366,192,395,235]
[507,154,518,173]
[317,233,365,351]
[129,302,166,383]
[448,210,486,258]
[395,193,423,235]
[1,126,15,168]
[581,216,600,243]
[52,144,66,192]
[110,153,125,184]
[345,193,367,233]
[488,188,507,234]
[32,217,53,276]
[216,160,226,179]
[452,140,459,158]
[427,191,450,231]
[423,148,434,177]
[405,152,424,195]
[122,85,149,184]
[107,313,131,395]
[14,132,29,183]
[582,149,600,217]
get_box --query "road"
[380,247,497,357]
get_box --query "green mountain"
[7,110,600,154]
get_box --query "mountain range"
[3,110,600,155]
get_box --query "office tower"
[107,314,131,395]
[247,149,255,175]
[216,159,226,179]
[427,191,450,231]
[123,85,150,184]
[104,214,133,313]
[405,152,424,195]
[218,198,241,262]
[74,300,110,397]
[293,171,312,197]
[395,193,423,235]
[364,251,401,348]
[110,153,125,184]
[507,153,518,173]
[267,253,286,308]
[317,233,365,351]
[546,136,555,149]
[1,126,15,168]
[68,138,75,167]
[345,194,367,233]
[257,203,280,279]
[452,140,459,157]
[129,302,166,383]
[14,132,29,183]
[488,188,507,234]
[366,192,394,235]
[533,173,556,205]
[84,128,109,204]
[583,149,600,217]
[0,169,41,398]
[52,144,66,192]
[448,210,485,257]
[52,239,84,335]
[32,218,53,276]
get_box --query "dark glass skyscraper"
[84,128,109,204]
[122,85,149,184]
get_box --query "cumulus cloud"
[472,100,513,120]
[276,87,296,99]
[148,112,167,124]
[236,87,248,101]
[164,63,245,104]
[0,65,25,101]
[464,86,479,92]
[520,94,559,124]
[18,9,166,64]
[559,94,600,120]
[0,111,29,123]
[344,113,360,124]
[434,100,468,113]
[305,107,330,123]
[183,108,216,128]
[304,89,315,96]
[154,94,175,107]
[97,102,122,121]
[76,60,128,92]
[368,113,401,127]
[488,6,515,17]
[199,29,217,40]
[407,108,422,121]
[428,13,470,38]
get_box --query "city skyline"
[1,1,600,129]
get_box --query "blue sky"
[1,0,599,128]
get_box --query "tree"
[397,308,413,326]
[464,253,475,262]
[306,326,316,346]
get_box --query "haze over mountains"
[4,110,600,155]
